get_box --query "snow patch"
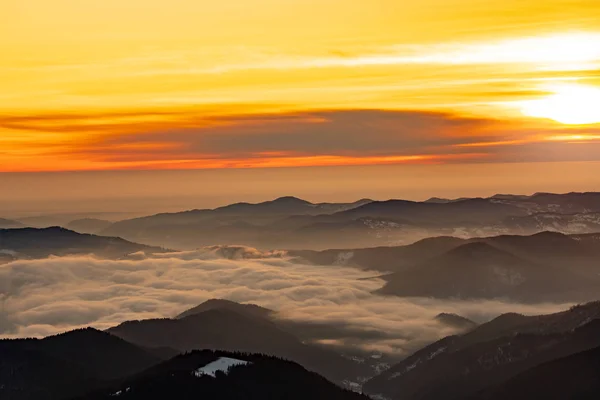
[193,357,250,378]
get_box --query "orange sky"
[1,0,600,207]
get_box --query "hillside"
[364,302,600,400]
[107,307,368,384]
[76,350,370,400]
[0,328,164,400]
[0,227,165,259]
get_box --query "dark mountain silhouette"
[66,218,113,234]
[0,227,165,259]
[77,350,369,400]
[479,345,600,400]
[175,298,273,320]
[364,302,600,400]
[435,313,478,331]
[0,218,24,229]
[377,241,575,301]
[107,308,367,384]
[0,328,165,400]
[291,236,466,273]
[292,231,600,302]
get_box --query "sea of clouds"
[0,246,572,355]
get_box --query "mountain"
[0,218,24,229]
[480,345,600,400]
[376,240,597,302]
[66,218,113,234]
[100,197,373,249]
[175,298,273,320]
[291,236,467,273]
[336,197,527,225]
[15,212,138,229]
[493,192,600,214]
[364,302,600,400]
[175,299,395,379]
[95,193,600,250]
[76,350,369,400]
[107,307,367,384]
[0,227,165,259]
[434,313,478,331]
[292,231,600,302]
[1,330,367,400]
[0,328,165,400]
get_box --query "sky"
[1,0,600,211]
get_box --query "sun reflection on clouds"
[520,84,600,125]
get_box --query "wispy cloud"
[2,109,599,172]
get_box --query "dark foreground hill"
[0,328,165,400]
[0,330,368,400]
[364,302,600,400]
[107,306,368,384]
[77,350,370,400]
[479,345,600,400]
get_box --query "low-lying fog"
[0,247,572,356]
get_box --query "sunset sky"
[1,0,600,212]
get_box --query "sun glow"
[520,84,600,125]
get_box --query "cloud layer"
[0,247,572,355]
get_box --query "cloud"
[0,248,572,355]
[3,108,600,172]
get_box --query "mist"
[0,247,572,355]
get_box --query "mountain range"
[0,227,165,259]
[74,191,600,250]
[0,329,367,400]
[3,192,600,250]
[363,302,600,400]
[295,231,600,303]
[107,300,371,385]
[4,299,600,400]
[3,226,600,303]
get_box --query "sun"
[520,84,600,125]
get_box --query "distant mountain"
[0,218,24,229]
[0,227,165,259]
[434,313,478,331]
[66,218,113,234]
[175,298,273,320]
[77,350,369,400]
[291,236,466,273]
[294,231,600,303]
[0,328,165,400]
[378,238,600,302]
[97,192,600,250]
[364,302,600,400]
[337,197,527,225]
[107,307,368,384]
[494,192,600,214]
[101,197,373,249]
[15,212,138,229]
